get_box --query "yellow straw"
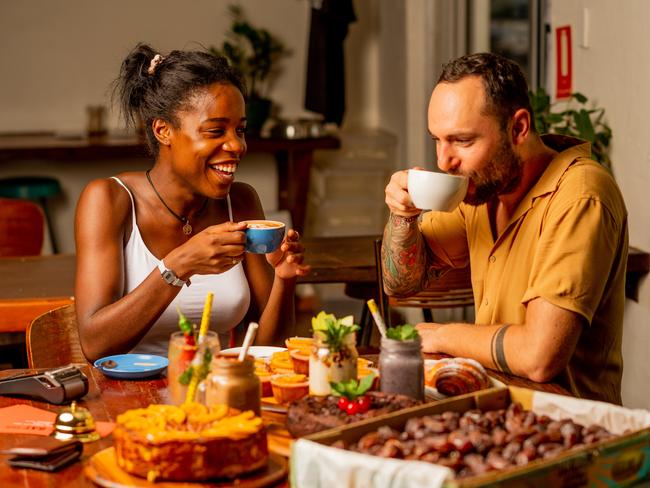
[184,292,214,404]
[185,375,199,404]
[198,292,214,339]
[366,299,387,338]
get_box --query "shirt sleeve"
[419,205,470,269]
[521,196,623,323]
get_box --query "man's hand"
[415,322,445,352]
[385,169,422,218]
[414,297,584,384]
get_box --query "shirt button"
[484,299,489,306]
[489,255,496,263]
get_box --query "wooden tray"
[84,447,287,488]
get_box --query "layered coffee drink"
[246,221,284,229]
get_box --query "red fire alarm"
[555,25,573,99]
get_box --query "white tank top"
[111,177,251,356]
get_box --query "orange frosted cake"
[113,403,267,482]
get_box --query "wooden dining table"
[0,235,381,333]
[0,354,571,487]
[0,235,648,334]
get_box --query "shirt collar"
[529,134,592,198]
[500,135,591,233]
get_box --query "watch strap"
[157,260,190,287]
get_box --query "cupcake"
[270,373,309,404]
[289,349,309,375]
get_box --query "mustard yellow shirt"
[420,135,628,404]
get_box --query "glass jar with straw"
[205,322,261,414]
[167,293,220,405]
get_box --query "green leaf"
[330,381,346,397]
[329,375,375,400]
[531,86,611,169]
[357,374,375,394]
[546,113,564,124]
[386,324,418,341]
[312,311,360,351]
[208,3,289,98]
[196,348,213,382]
[178,366,193,386]
[572,92,588,104]
[574,109,596,142]
[177,308,194,336]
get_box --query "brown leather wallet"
[1,437,82,471]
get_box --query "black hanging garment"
[304,0,357,126]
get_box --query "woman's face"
[168,82,247,199]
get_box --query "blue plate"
[94,354,168,379]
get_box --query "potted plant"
[528,87,613,170]
[210,4,290,133]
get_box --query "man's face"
[427,76,523,205]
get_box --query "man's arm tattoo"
[490,324,513,374]
[381,214,426,295]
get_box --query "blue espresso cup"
[243,220,286,254]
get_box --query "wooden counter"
[0,132,341,235]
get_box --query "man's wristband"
[157,260,191,287]
[390,213,420,227]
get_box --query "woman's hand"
[265,229,310,280]
[165,221,247,279]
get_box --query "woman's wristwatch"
[157,260,191,287]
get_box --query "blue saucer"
[94,354,168,379]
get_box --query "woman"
[75,44,309,361]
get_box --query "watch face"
[162,270,176,284]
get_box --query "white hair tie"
[147,54,165,75]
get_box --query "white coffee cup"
[407,169,468,211]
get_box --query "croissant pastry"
[426,358,489,396]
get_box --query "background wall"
[0,0,313,132]
[546,0,650,409]
[0,0,312,252]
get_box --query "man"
[382,53,628,404]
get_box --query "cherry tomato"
[337,397,350,411]
[345,400,360,415]
[180,349,196,363]
[356,395,371,413]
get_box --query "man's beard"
[458,138,524,206]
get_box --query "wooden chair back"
[26,303,87,368]
[0,198,44,256]
[375,239,475,325]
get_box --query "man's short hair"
[438,53,535,132]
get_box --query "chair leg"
[39,197,58,254]
[423,308,434,323]
[359,306,372,347]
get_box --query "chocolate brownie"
[286,391,420,438]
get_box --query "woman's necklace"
[145,169,208,235]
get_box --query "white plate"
[424,358,504,401]
[219,346,287,359]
